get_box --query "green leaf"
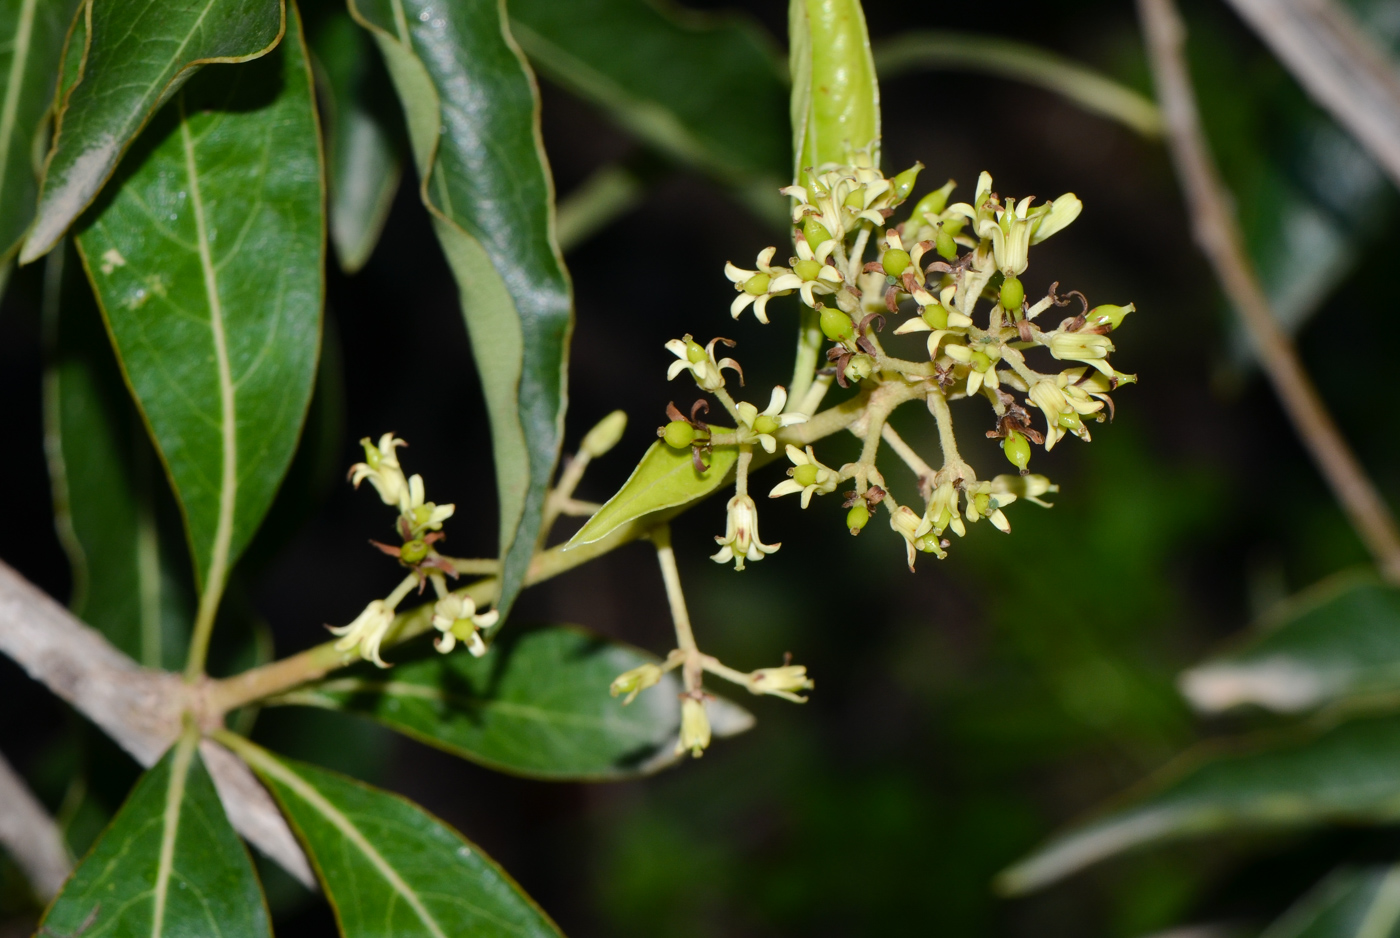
[312,10,400,274]
[43,241,191,669]
[1263,865,1400,938]
[789,0,880,178]
[229,740,564,938]
[72,4,323,614]
[21,0,287,262]
[0,0,81,261]
[508,0,788,186]
[566,437,739,549]
[348,0,572,624]
[1180,575,1400,715]
[38,735,272,938]
[268,623,755,780]
[999,713,1400,894]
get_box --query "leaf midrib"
[151,734,197,937]
[0,0,39,220]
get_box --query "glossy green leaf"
[566,437,739,549]
[349,0,572,624]
[508,0,787,186]
[231,741,563,938]
[789,0,880,178]
[0,0,81,261]
[37,735,272,938]
[73,5,323,609]
[999,713,1400,894]
[1263,865,1400,938]
[313,10,400,274]
[43,241,191,669]
[1180,575,1400,715]
[268,623,755,780]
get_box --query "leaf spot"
[99,249,126,274]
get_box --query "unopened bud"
[581,410,628,458]
[677,696,711,757]
[911,179,956,221]
[846,503,871,534]
[610,663,663,705]
[891,162,924,203]
[803,217,832,246]
[881,248,910,277]
[1087,303,1134,331]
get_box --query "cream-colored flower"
[711,494,780,570]
[925,481,965,538]
[349,433,410,511]
[991,473,1058,508]
[962,480,1013,533]
[890,504,943,570]
[1044,329,1115,377]
[610,663,664,705]
[402,473,455,537]
[666,335,742,391]
[725,247,795,323]
[748,665,814,703]
[430,593,499,656]
[677,696,711,757]
[736,386,807,453]
[329,600,396,668]
[769,444,838,507]
[787,233,843,307]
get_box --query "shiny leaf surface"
[73,5,323,601]
[349,0,572,624]
[38,736,272,938]
[22,0,286,261]
[269,624,754,779]
[1263,865,1400,938]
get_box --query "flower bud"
[1087,303,1134,331]
[820,307,855,342]
[891,162,924,203]
[910,179,955,220]
[936,229,957,260]
[399,539,429,565]
[677,697,711,757]
[610,663,663,705]
[749,665,815,702]
[743,273,771,296]
[793,463,820,487]
[922,303,949,330]
[581,410,628,458]
[1000,276,1024,311]
[843,354,874,383]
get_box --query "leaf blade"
[789,0,880,176]
[1262,865,1400,938]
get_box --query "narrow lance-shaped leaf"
[789,0,881,177]
[312,10,401,274]
[270,623,755,780]
[38,734,272,938]
[43,241,191,669]
[20,0,286,262]
[227,738,564,938]
[348,0,572,623]
[1262,865,1400,938]
[1180,575,1400,715]
[999,713,1400,895]
[0,0,81,262]
[73,5,323,623]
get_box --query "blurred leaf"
[38,735,271,938]
[555,162,645,253]
[789,0,880,176]
[0,0,82,261]
[1262,865,1400,938]
[43,241,190,669]
[21,0,286,261]
[1181,574,1400,715]
[312,10,400,274]
[232,741,563,938]
[508,0,787,185]
[566,437,738,549]
[349,0,572,624]
[269,624,754,779]
[73,6,323,605]
[999,713,1400,894]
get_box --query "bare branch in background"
[1223,0,1400,191]
[1136,0,1400,583]
[0,752,69,901]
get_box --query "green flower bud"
[1088,303,1134,331]
[881,248,910,277]
[803,217,832,246]
[1000,276,1024,311]
[753,415,780,436]
[910,179,956,220]
[891,162,924,202]
[936,229,957,261]
[1003,431,1031,472]
[581,410,627,458]
[969,350,991,372]
[846,503,871,534]
[820,307,855,342]
[923,303,948,330]
[662,420,696,449]
[743,273,771,296]
[399,539,429,565]
[794,258,824,281]
[793,464,820,487]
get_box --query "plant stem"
[926,388,963,468]
[1138,0,1400,584]
[881,423,936,494]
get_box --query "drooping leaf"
[0,0,82,261]
[789,0,880,177]
[21,0,287,262]
[230,741,564,938]
[268,624,755,780]
[566,437,739,549]
[312,10,400,274]
[1180,575,1400,715]
[73,4,323,611]
[43,240,191,669]
[508,0,788,186]
[348,0,572,624]
[999,713,1400,894]
[37,735,272,938]
[1262,865,1400,938]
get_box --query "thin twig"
[0,751,69,901]
[1138,0,1400,583]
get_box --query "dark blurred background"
[5,0,1400,935]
